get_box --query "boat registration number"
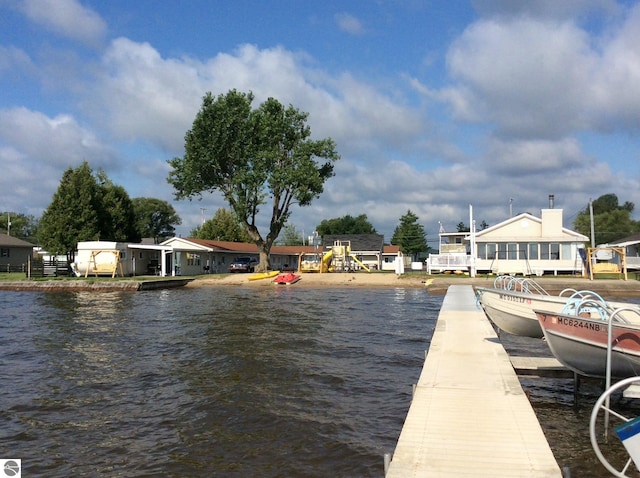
[557,317,601,331]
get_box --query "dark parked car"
[228,257,258,273]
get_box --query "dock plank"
[510,356,574,379]
[386,285,561,477]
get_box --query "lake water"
[2,285,639,477]
[0,287,439,477]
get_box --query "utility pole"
[469,204,476,278]
[200,208,206,226]
[7,212,10,236]
[589,198,595,248]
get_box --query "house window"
[187,253,201,266]
[562,243,572,261]
[517,243,527,260]
[0,248,9,257]
[477,243,486,259]
[486,243,497,260]
[507,243,517,260]
[550,243,560,260]
[540,243,550,259]
[528,243,539,260]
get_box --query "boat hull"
[273,273,301,285]
[536,310,640,378]
[476,288,568,338]
[248,270,280,281]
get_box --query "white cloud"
[93,39,427,159]
[94,37,204,152]
[471,0,620,20]
[0,107,116,168]
[0,107,119,214]
[19,0,107,47]
[335,13,365,35]
[445,17,597,138]
[486,137,588,174]
[432,1,640,143]
[0,45,34,74]
[591,3,640,131]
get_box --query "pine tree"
[37,161,141,258]
[391,210,429,261]
[38,161,102,258]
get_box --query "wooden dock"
[385,285,562,477]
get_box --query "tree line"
[3,161,181,260]
[3,159,431,263]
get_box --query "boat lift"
[588,305,640,476]
[84,250,124,278]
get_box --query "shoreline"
[0,277,193,292]
[1,272,639,297]
[188,272,640,297]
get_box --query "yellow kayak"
[247,270,280,281]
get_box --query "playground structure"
[298,240,370,273]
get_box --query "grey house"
[0,234,35,272]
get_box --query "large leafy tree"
[391,210,429,261]
[277,223,304,246]
[190,208,250,242]
[133,197,182,243]
[573,193,640,245]
[0,212,39,241]
[316,214,377,235]
[168,90,339,271]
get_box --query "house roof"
[609,233,640,247]
[162,236,399,255]
[384,244,400,254]
[0,233,36,248]
[164,237,317,255]
[471,212,588,242]
[322,234,384,251]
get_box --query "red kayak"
[273,273,301,285]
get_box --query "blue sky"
[1,0,639,244]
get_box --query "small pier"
[385,285,562,477]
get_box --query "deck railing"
[426,254,470,274]
[627,256,640,270]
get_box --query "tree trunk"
[258,247,271,272]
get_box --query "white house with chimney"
[427,208,589,276]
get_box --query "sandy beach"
[187,271,640,297]
[1,271,638,296]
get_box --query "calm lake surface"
[2,285,638,477]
